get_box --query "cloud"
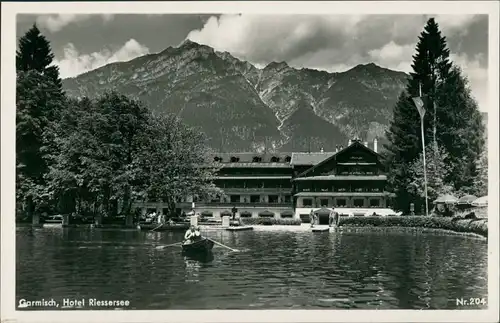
[36,14,114,33]
[54,39,149,78]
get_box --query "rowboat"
[182,238,214,253]
[139,222,190,231]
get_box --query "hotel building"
[135,138,396,223]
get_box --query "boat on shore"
[139,222,190,231]
[182,238,214,254]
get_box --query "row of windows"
[214,156,292,163]
[209,195,292,204]
[297,187,383,192]
[302,198,381,207]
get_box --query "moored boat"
[182,238,214,253]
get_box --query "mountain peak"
[265,61,289,70]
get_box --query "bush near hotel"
[240,218,302,226]
[339,216,488,237]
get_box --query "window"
[320,199,329,207]
[353,199,364,207]
[302,198,313,207]
[285,156,291,162]
[230,156,240,162]
[147,208,156,214]
[370,199,380,207]
[271,156,280,162]
[269,195,279,203]
[230,195,240,203]
[252,156,262,162]
[336,199,346,207]
[211,195,221,203]
[214,156,222,162]
[284,195,291,203]
[162,208,169,214]
[250,195,260,203]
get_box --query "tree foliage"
[384,18,486,211]
[44,92,221,218]
[16,71,66,216]
[407,143,453,205]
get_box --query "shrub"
[339,216,487,237]
[240,218,302,226]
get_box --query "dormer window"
[285,156,291,162]
[230,156,240,162]
[252,156,262,163]
[270,156,280,162]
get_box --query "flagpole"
[413,83,429,217]
[420,112,429,217]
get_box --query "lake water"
[16,226,488,310]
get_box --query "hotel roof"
[290,152,335,166]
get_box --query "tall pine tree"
[385,17,485,212]
[16,24,63,90]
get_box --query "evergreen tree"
[16,24,63,90]
[385,17,485,211]
[435,66,486,192]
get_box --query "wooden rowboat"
[182,238,214,253]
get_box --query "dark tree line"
[16,24,221,221]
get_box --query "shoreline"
[18,217,488,240]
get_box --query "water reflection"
[16,227,487,310]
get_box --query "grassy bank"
[338,216,488,238]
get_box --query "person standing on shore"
[329,207,340,228]
[309,210,315,228]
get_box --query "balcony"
[220,187,292,194]
[194,202,291,208]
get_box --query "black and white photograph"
[1,1,499,323]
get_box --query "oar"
[150,223,164,232]
[207,238,239,252]
[156,241,183,249]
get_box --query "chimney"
[320,147,324,153]
[335,145,339,153]
[373,138,378,153]
[364,141,368,147]
[348,139,352,146]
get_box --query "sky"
[16,14,489,111]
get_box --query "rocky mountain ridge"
[62,39,410,152]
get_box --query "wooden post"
[62,214,70,227]
[32,213,41,227]
[222,216,230,228]
[190,214,199,227]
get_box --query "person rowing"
[184,225,196,244]
[184,226,202,244]
[193,226,202,242]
